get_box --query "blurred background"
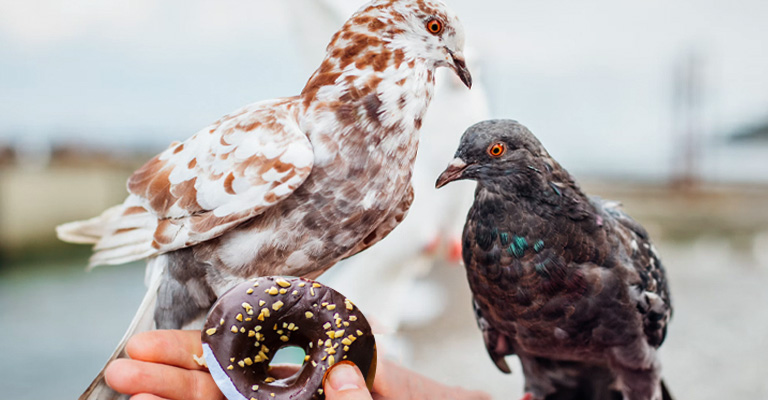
[1,0,767,399]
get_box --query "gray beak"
[449,52,472,89]
[435,158,468,188]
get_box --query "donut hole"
[266,345,308,381]
[270,345,307,365]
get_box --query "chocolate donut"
[202,276,376,400]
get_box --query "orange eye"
[488,143,505,157]
[426,18,443,35]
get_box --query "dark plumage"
[436,120,672,400]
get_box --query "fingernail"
[327,362,362,391]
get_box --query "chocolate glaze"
[202,276,376,400]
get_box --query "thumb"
[323,361,373,400]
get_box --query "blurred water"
[0,260,145,400]
[2,238,768,399]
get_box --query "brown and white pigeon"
[57,1,471,398]
[436,120,672,400]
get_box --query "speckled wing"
[472,298,514,374]
[88,99,314,267]
[594,197,672,348]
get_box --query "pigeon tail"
[78,257,165,400]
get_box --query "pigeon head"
[309,0,471,90]
[377,0,471,88]
[436,120,563,192]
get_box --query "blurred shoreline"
[3,156,768,266]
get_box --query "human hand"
[104,330,491,400]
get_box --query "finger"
[268,363,302,379]
[131,394,169,400]
[126,330,207,371]
[104,358,224,400]
[323,361,373,400]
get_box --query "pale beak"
[435,158,469,188]
[449,51,472,89]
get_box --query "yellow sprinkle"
[264,377,275,383]
[304,355,310,362]
[255,332,263,341]
[261,308,271,318]
[318,389,323,395]
[253,282,259,287]
[323,322,331,330]
[255,326,262,331]
[279,288,287,294]
[292,290,299,295]
[341,338,352,346]
[246,288,254,294]
[345,299,354,310]
[252,384,259,391]
[219,318,225,325]
[325,339,332,347]
[227,365,234,370]
[242,302,253,312]
[343,345,349,351]
[248,330,256,337]
[288,323,297,331]
[266,287,279,295]
[230,357,236,362]
[343,321,349,327]
[230,325,238,333]
[280,335,289,342]
[205,328,217,336]
[272,301,284,311]
[322,354,327,361]
[310,288,315,296]
[261,345,270,353]
[327,304,337,311]
[321,302,328,307]
[328,355,335,366]
[356,330,363,336]
[335,329,345,338]
[305,311,314,318]
[253,354,264,363]
[309,342,313,348]
[325,347,336,355]
[312,361,317,367]
[277,330,284,334]
[349,316,357,321]
[244,357,253,366]
[348,335,356,342]
[237,360,245,367]
[318,339,324,346]
[326,331,335,339]
[236,313,243,322]
[276,278,291,288]
[240,327,245,333]
[259,300,266,307]
[299,282,306,287]
[270,393,275,397]
[313,283,322,288]
[245,317,252,322]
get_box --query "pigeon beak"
[449,51,472,89]
[436,158,469,188]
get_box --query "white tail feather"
[56,206,124,244]
[78,257,165,400]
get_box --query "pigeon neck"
[298,49,436,167]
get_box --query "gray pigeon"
[436,120,672,400]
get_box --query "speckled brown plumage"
[56,1,471,399]
[437,120,672,400]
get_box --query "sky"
[1,0,767,181]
